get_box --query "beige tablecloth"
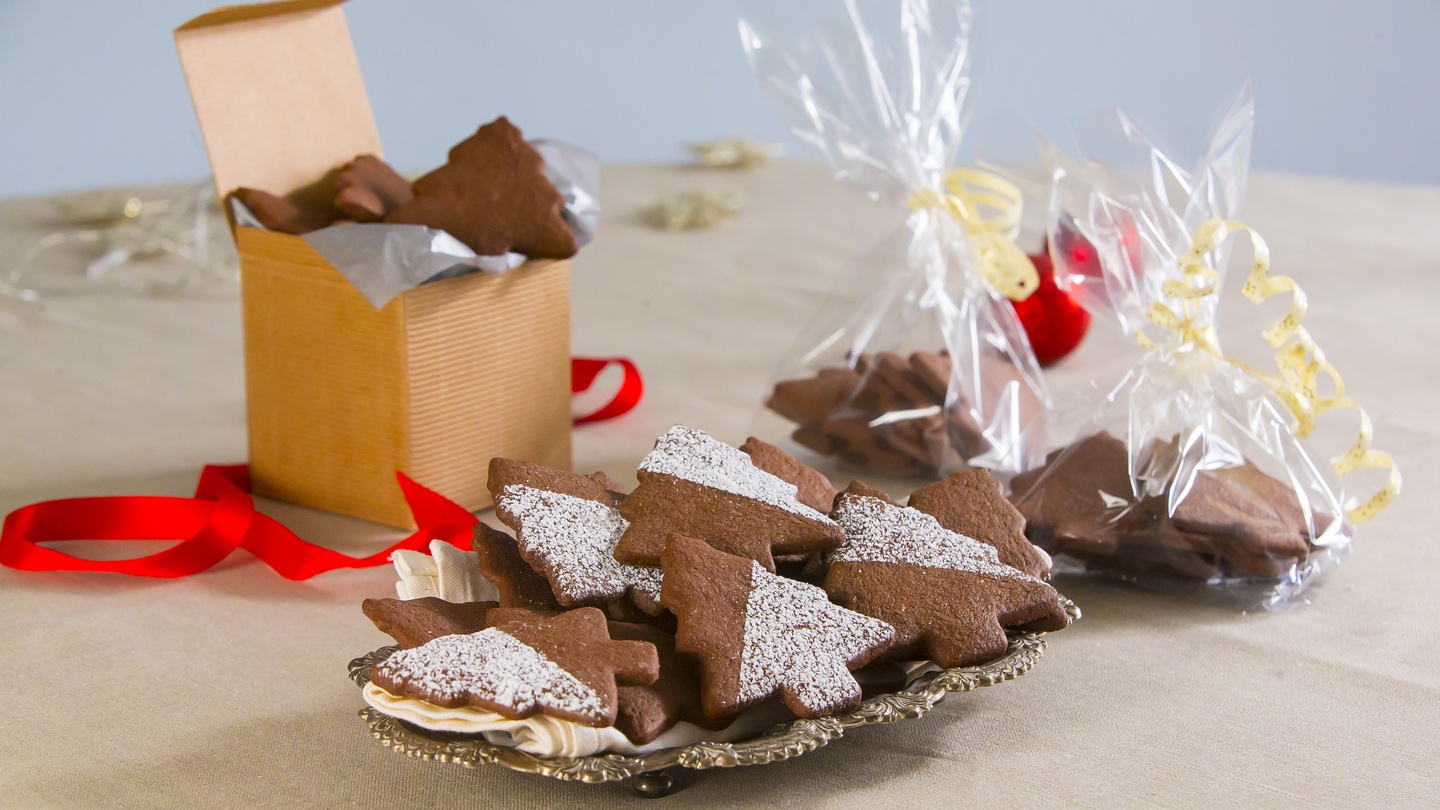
[1,163,1436,808]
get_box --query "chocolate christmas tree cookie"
[586,470,629,501]
[332,154,413,222]
[608,621,721,743]
[1008,432,1135,556]
[825,485,1069,668]
[370,607,658,728]
[766,351,1042,474]
[1170,460,1312,572]
[907,468,1052,578]
[842,479,896,504]
[489,459,664,614]
[615,427,844,570]
[1011,432,1319,578]
[484,608,711,743]
[908,350,952,399]
[768,367,861,427]
[230,186,337,234]
[384,116,577,259]
[661,533,895,720]
[361,596,496,649]
[471,523,562,612]
[489,458,623,508]
[739,436,838,513]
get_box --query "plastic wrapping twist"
[907,169,1039,302]
[742,0,1049,479]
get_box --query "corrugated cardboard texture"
[406,261,573,512]
[236,227,412,526]
[175,0,381,201]
[237,227,572,528]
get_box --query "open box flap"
[175,0,382,202]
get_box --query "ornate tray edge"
[349,596,1079,784]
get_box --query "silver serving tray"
[350,596,1078,797]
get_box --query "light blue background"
[0,0,1435,198]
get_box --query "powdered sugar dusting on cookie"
[628,572,663,605]
[498,485,663,605]
[736,561,894,713]
[374,628,607,724]
[639,426,833,523]
[833,495,1041,583]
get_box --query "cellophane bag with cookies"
[1012,87,1399,609]
[740,0,1050,483]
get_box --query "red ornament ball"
[1010,248,1091,366]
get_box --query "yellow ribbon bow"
[1138,217,1400,524]
[907,168,1039,301]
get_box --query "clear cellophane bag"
[1013,87,1381,608]
[741,0,1050,485]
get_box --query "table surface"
[1,162,1436,808]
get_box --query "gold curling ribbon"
[1138,217,1400,523]
[907,168,1038,301]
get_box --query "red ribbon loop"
[2,359,643,578]
[572,356,644,425]
[0,466,477,580]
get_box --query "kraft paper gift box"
[175,0,572,529]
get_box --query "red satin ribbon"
[1,356,642,578]
[571,356,644,424]
[0,465,478,579]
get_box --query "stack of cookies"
[232,116,578,260]
[1009,432,1329,580]
[767,351,1040,476]
[359,426,1071,755]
